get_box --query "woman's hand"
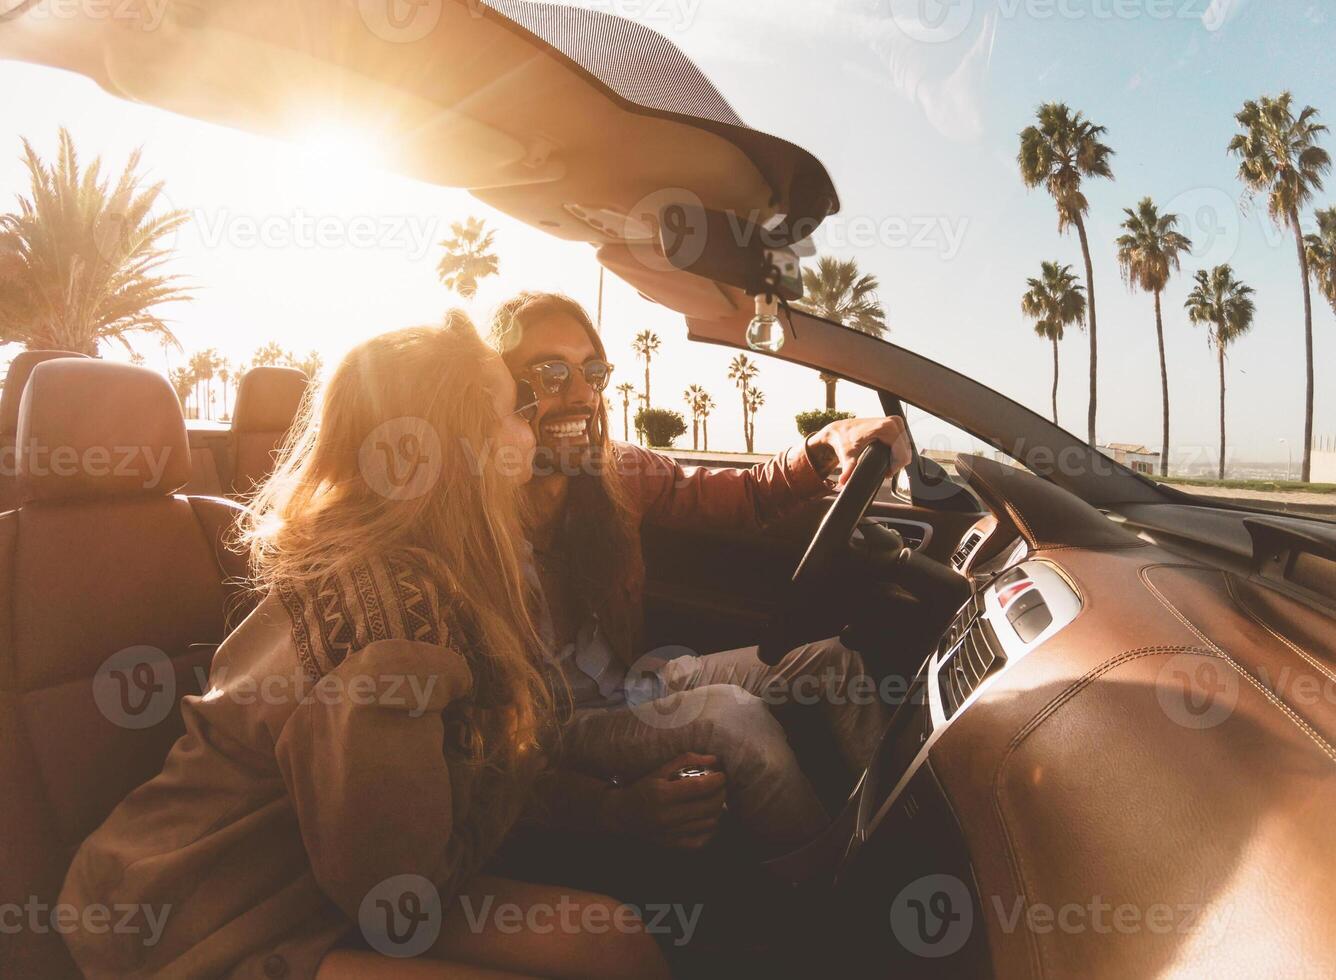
[599,753,727,850]
[807,416,913,486]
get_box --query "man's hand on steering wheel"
[806,416,913,487]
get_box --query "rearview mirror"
[656,204,804,302]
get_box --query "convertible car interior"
[2,1,1334,977]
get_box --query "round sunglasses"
[525,358,614,396]
[512,378,540,422]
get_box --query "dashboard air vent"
[951,531,983,570]
[938,612,1005,718]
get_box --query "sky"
[2,0,1335,465]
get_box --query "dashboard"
[825,453,1336,978]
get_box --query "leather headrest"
[0,350,89,439]
[231,367,308,433]
[16,360,192,503]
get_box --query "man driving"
[490,291,912,854]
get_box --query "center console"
[825,559,1084,976]
[852,559,1082,848]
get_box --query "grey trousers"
[561,636,892,852]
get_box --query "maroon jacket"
[611,441,831,626]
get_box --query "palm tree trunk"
[621,401,629,442]
[703,418,709,452]
[1051,337,1060,425]
[1074,214,1098,447]
[692,416,699,451]
[823,374,837,411]
[740,391,749,452]
[596,267,604,332]
[1218,340,1227,481]
[1154,290,1170,478]
[643,361,651,409]
[1293,211,1315,482]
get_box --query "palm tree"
[168,366,195,416]
[614,382,636,442]
[1020,262,1086,427]
[746,387,765,451]
[793,255,888,409]
[684,384,709,450]
[697,392,715,451]
[435,216,499,299]
[1116,198,1193,476]
[160,333,177,374]
[1019,103,1116,446]
[0,128,192,355]
[294,349,323,381]
[727,354,759,452]
[1229,93,1330,482]
[189,349,215,419]
[1304,206,1336,317]
[631,330,660,407]
[251,341,289,367]
[1185,266,1257,480]
[216,357,232,418]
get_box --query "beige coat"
[59,555,507,979]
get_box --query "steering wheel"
[757,442,894,664]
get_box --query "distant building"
[1314,436,1336,484]
[1099,442,1161,476]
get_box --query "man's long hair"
[489,292,642,665]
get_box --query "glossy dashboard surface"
[838,455,1336,978]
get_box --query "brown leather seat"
[229,366,308,496]
[0,350,90,512]
[0,360,252,977]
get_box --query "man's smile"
[540,413,591,441]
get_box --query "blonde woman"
[58,313,668,980]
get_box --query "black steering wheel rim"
[758,442,894,664]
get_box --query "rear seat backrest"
[0,360,251,978]
[0,350,89,511]
[229,366,308,496]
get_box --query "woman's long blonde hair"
[238,311,550,771]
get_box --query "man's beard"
[531,441,596,479]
